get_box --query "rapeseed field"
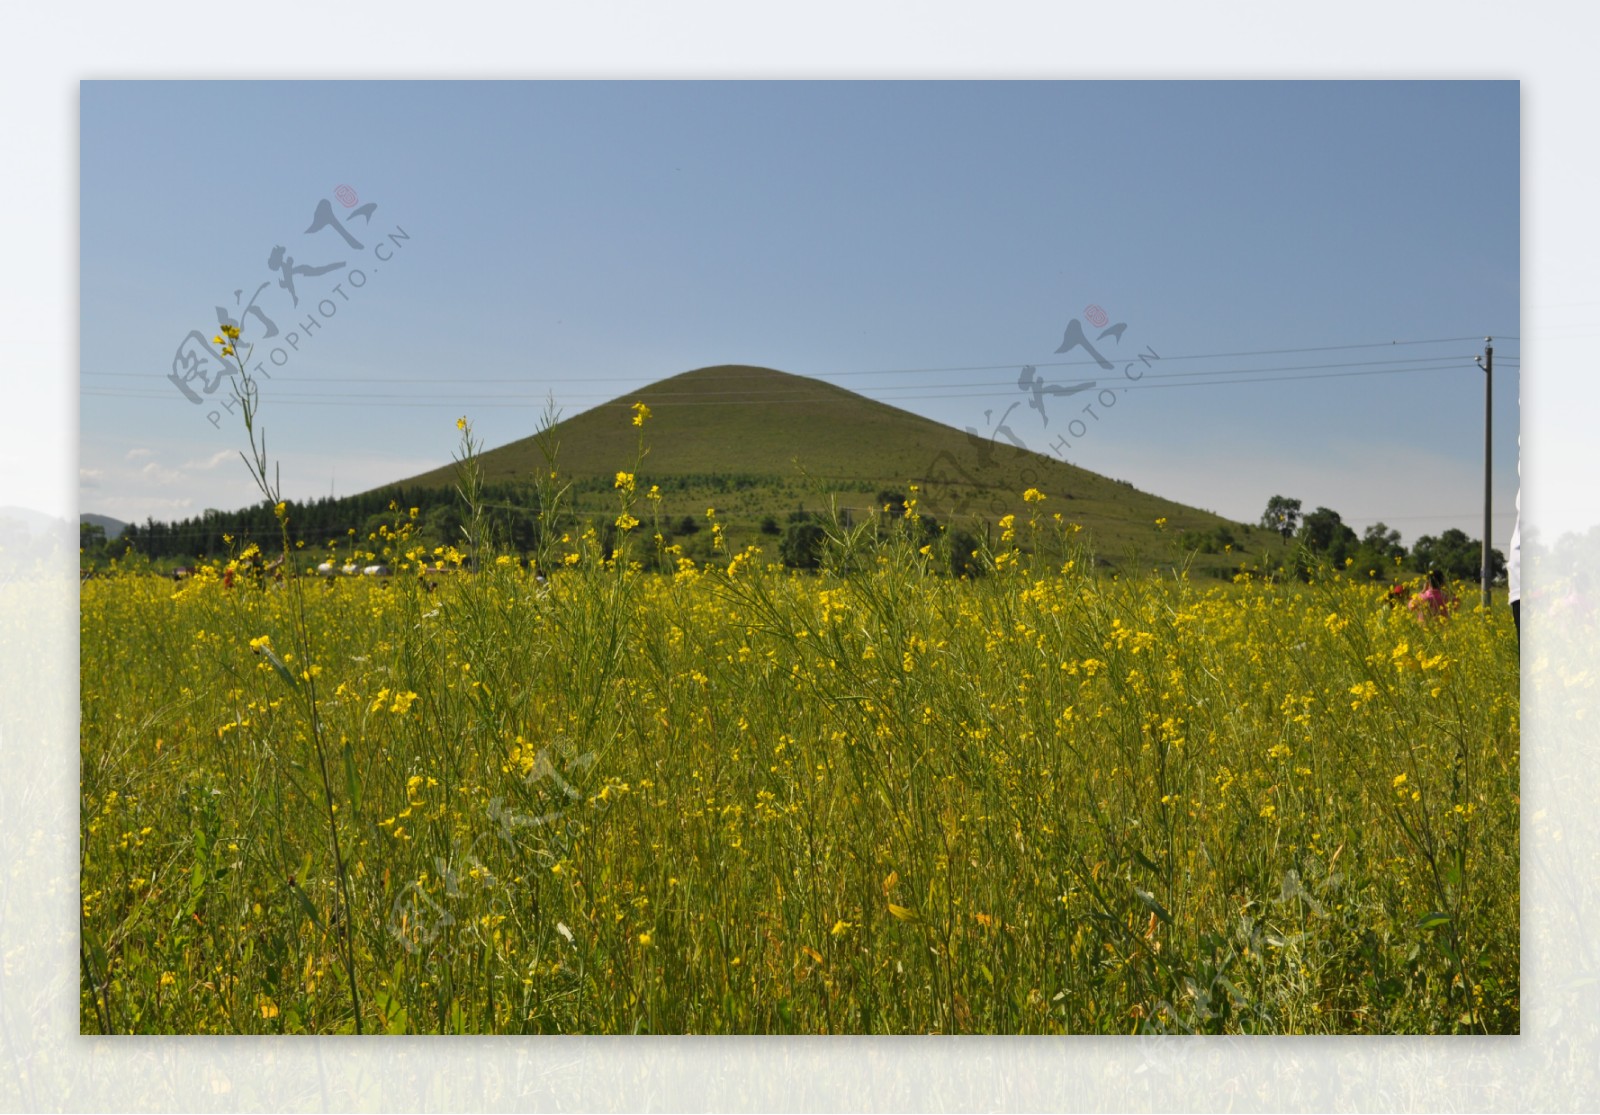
[79,487,1519,1033]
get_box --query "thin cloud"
[140,460,184,486]
[103,495,195,517]
[180,449,235,471]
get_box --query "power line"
[83,352,1478,391]
[80,334,1514,385]
[80,360,1501,409]
[820,335,1502,377]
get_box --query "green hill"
[80,513,129,540]
[388,364,1263,572]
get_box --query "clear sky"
[80,80,1521,548]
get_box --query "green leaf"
[1130,847,1163,876]
[181,861,206,919]
[262,646,298,688]
[1133,887,1173,925]
[369,991,406,1036]
[342,740,362,817]
[1416,911,1451,930]
[289,884,324,932]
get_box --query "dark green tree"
[1411,528,1505,583]
[79,522,107,557]
[780,521,827,570]
[1260,495,1302,539]
[1297,506,1359,566]
[948,528,985,578]
[1349,521,1407,580]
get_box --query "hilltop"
[386,364,1258,570]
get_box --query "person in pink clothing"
[1411,569,1456,620]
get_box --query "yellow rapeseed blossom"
[78,514,1519,1035]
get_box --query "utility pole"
[1477,338,1493,610]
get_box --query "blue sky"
[79,80,1521,547]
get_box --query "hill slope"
[387,364,1255,565]
[80,513,129,540]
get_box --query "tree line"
[80,484,551,564]
[1258,494,1505,583]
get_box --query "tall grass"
[78,415,1519,1034]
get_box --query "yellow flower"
[616,512,640,531]
[1022,488,1046,503]
[631,401,652,426]
[830,920,853,937]
[456,416,467,431]
[614,472,635,492]
[638,932,653,947]
[1155,517,1168,530]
